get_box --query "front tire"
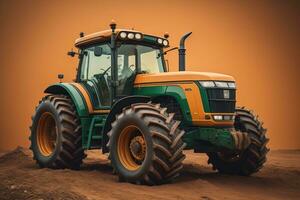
[29,95,85,169]
[207,107,269,175]
[108,102,186,185]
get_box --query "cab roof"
[74,29,168,48]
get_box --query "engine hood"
[134,71,235,85]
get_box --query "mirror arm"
[164,47,178,54]
[157,47,178,58]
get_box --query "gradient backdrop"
[0,0,299,150]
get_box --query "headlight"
[215,81,229,88]
[213,115,234,121]
[213,115,223,120]
[163,40,169,46]
[120,32,127,38]
[199,81,215,88]
[135,33,142,39]
[228,82,236,88]
[157,38,163,44]
[128,33,134,39]
[200,81,236,89]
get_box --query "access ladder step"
[92,135,102,140]
[94,123,104,127]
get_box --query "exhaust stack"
[178,32,192,71]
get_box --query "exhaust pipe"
[179,32,192,71]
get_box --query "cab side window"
[80,44,111,107]
[80,44,111,80]
[116,45,137,97]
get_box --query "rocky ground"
[0,147,299,200]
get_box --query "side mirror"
[94,46,103,57]
[67,50,76,57]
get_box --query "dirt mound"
[0,185,87,200]
[0,147,299,200]
[0,146,32,163]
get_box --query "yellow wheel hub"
[36,112,57,156]
[117,125,146,171]
[129,136,146,161]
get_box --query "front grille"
[206,88,236,113]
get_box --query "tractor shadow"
[176,163,280,189]
[81,156,113,173]
[81,161,113,173]
[79,156,277,188]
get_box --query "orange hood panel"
[134,71,235,84]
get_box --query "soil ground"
[0,147,299,200]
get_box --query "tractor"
[29,21,269,185]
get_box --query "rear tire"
[107,102,186,185]
[207,107,269,175]
[29,95,85,169]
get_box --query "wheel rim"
[37,112,57,156]
[117,125,146,171]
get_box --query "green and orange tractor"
[29,21,269,185]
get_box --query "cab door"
[115,44,137,99]
[78,43,112,110]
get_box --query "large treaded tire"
[29,95,86,169]
[107,102,186,185]
[207,107,269,175]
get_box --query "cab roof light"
[119,31,143,40]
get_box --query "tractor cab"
[73,25,169,109]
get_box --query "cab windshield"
[117,44,165,74]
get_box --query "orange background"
[0,0,299,151]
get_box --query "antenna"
[164,32,169,39]
[58,74,64,83]
[110,20,116,33]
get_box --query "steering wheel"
[100,66,111,77]
[129,64,135,72]
[93,66,111,83]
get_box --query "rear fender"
[44,83,89,117]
